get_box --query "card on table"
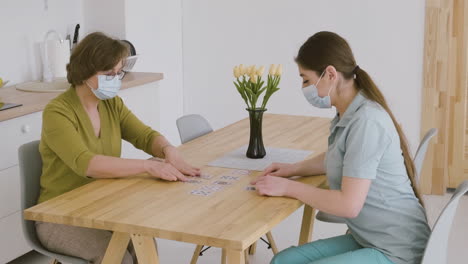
[190,189,213,196]
[245,186,256,191]
[185,179,202,184]
[200,173,214,180]
[220,175,240,181]
[213,180,232,186]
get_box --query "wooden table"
[24,114,329,264]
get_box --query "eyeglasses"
[104,70,126,81]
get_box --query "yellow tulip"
[256,65,265,76]
[239,64,245,75]
[276,64,283,76]
[249,65,256,75]
[233,66,239,78]
[269,64,277,75]
[250,74,258,83]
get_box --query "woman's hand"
[164,146,201,177]
[143,160,189,181]
[254,175,294,197]
[250,162,297,185]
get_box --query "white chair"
[176,114,214,144]
[316,128,438,224]
[176,114,278,264]
[421,180,468,264]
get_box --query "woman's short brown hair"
[66,32,129,86]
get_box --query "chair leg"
[191,245,204,264]
[221,248,227,264]
[248,241,257,255]
[266,231,279,255]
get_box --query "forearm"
[293,152,326,176]
[286,181,360,218]
[151,135,173,158]
[86,155,147,178]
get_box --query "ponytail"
[354,67,424,206]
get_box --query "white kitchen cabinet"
[0,111,41,263]
[0,211,31,263]
[0,111,42,170]
[0,166,21,219]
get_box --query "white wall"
[83,0,126,39]
[124,0,184,145]
[0,0,82,85]
[182,0,426,153]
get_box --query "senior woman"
[35,32,200,264]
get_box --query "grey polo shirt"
[325,92,430,264]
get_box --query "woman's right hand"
[251,162,297,185]
[143,160,189,182]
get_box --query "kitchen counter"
[0,72,164,122]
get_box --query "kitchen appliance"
[42,30,70,82]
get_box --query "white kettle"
[42,30,70,82]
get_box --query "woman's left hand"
[164,146,201,177]
[254,175,293,197]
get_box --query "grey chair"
[316,128,438,224]
[176,114,214,144]
[421,180,468,264]
[19,140,88,264]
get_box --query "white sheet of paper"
[208,145,313,171]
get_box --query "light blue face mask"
[302,71,334,109]
[87,75,122,100]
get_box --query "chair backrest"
[176,114,213,144]
[18,140,43,249]
[414,128,438,185]
[18,140,88,264]
[421,180,468,264]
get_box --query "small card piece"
[185,179,202,184]
[245,186,256,191]
[213,180,232,186]
[190,189,213,196]
[220,175,240,181]
[201,185,224,192]
[200,173,214,180]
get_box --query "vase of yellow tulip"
[233,64,282,158]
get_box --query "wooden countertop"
[0,72,163,122]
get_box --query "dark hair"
[296,31,423,205]
[66,32,129,86]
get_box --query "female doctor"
[252,31,430,264]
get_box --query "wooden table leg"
[102,232,131,264]
[266,231,279,255]
[299,205,316,246]
[244,249,249,264]
[226,249,245,264]
[190,245,203,264]
[131,234,160,264]
[248,241,257,255]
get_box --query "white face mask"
[302,71,333,109]
[86,75,122,100]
